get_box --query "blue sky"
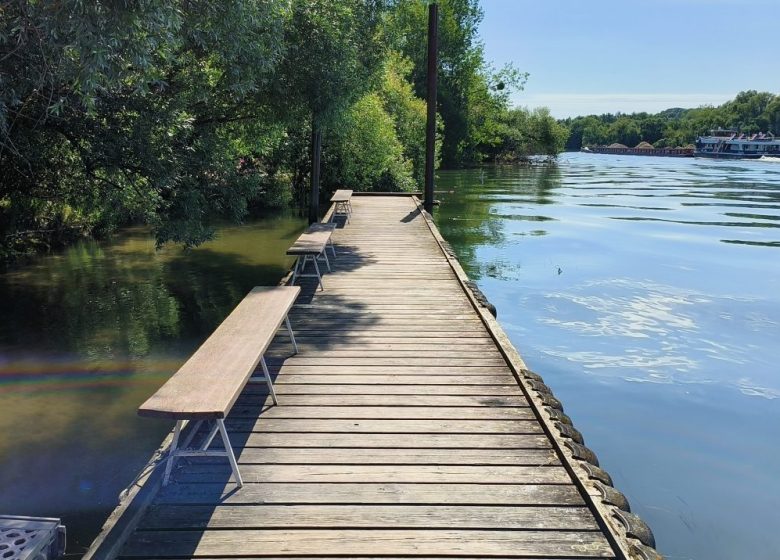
[479,0,780,117]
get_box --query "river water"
[1,153,778,559]
[435,153,780,560]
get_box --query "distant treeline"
[561,91,780,151]
[0,0,566,263]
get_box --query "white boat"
[696,129,780,159]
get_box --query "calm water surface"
[435,152,780,560]
[0,214,306,554]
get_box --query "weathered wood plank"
[207,447,559,466]
[155,483,583,506]
[286,229,332,255]
[266,365,511,375]
[266,350,506,359]
[243,384,520,396]
[227,432,551,448]
[264,358,508,366]
[122,529,612,558]
[173,464,570,484]
[125,557,614,560]
[234,394,529,407]
[330,189,353,203]
[278,330,493,338]
[140,505,598,530]
[272,375,515,384]
[227,405,533,420]
[221,418,543,434]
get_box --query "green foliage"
[324,93,415,192]
[1,0,558,262]
[273,0,388,126]
[563,91,780,150]
[1,0,289,255]
[484,107,569,161]
[386,0,530,167]
[609,117,642,147]
[378,53,436,185]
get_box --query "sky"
[478,0,780,118]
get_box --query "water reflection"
[434,153,780,560]
[437,165,561,280]
[0,214,305,553]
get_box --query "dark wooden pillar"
[424,2,438,214]
[309,118,322,224]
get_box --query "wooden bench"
[306,222,337,257]
[138,286,300,487]
[287,227,334,290]
[330,189,353,223]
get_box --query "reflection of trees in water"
[0,219,303,547]
[435,166,561,280]
[0,222,300,359]
[0,234,181,359]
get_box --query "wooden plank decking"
[99,195,627,560]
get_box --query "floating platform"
[86,194,662,560]
[0,515,66,560]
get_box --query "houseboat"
[695,129,780,159]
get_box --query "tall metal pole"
[309,117,322,224]
[424,2,438,214]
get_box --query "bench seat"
[330,189,353,223]
[138,286,300,486]
[287,228,334,290]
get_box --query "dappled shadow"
[401,207,421,223]
[146,234,384,514]
[329,214,349,228]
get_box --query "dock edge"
[412,194,664,560]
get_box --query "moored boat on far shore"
[695,128,780,159]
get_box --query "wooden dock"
[87,195,659,560]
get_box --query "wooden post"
[424,2,438,214]
[309,118,322,224]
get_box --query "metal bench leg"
[328,237,336,257]
[312,255,323,290]
[261,356,278,405]
[179,419,203,450]
[201,421,220,451]
[285,316,298,354]
[163,420,184,486]
[290,256,300,285]
[321,248,331,272]
[216,419,243,487]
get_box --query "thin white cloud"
[515,92,736,118]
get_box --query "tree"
[387,0,528,167]
[273,0,389,221]
[1,0,289,253]
[609,117,642,147]
[323,93,415,192]
[378,52,438,185]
